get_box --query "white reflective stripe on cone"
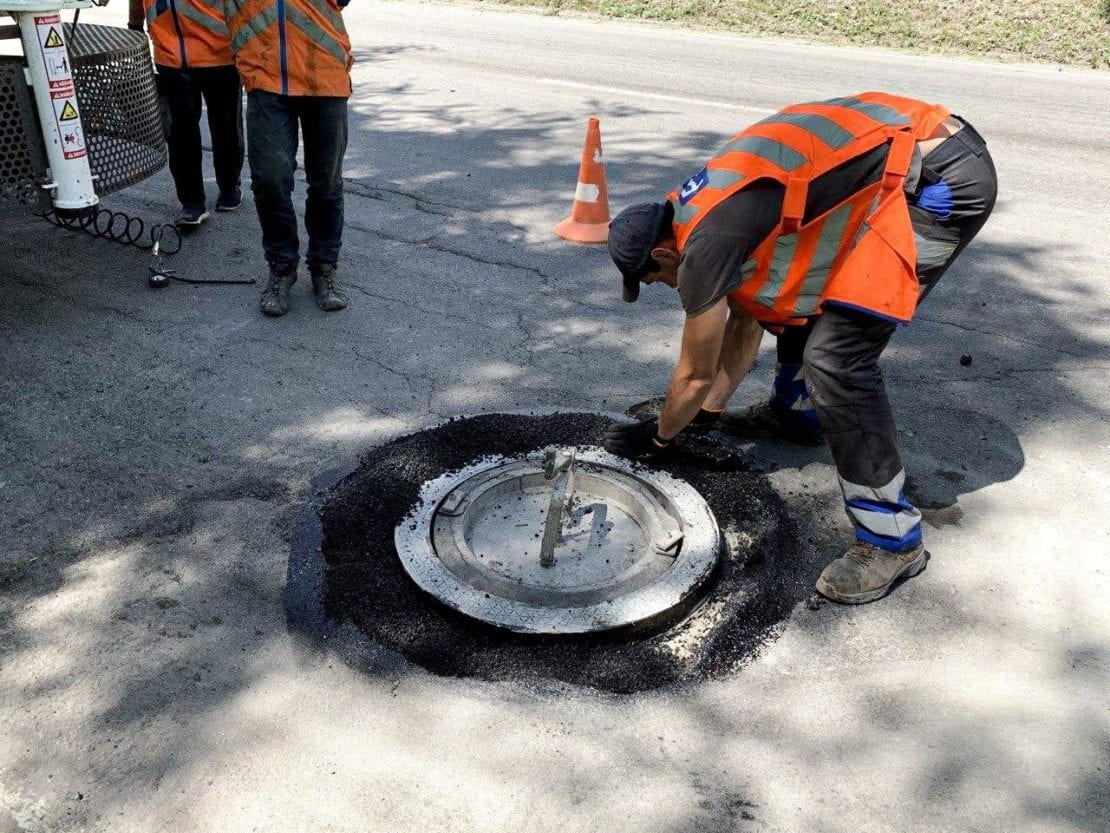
[574,182,600,203]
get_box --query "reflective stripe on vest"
[284,4,348,69]
[145,0,231,68]
[226,0,352,97]
[229,3,278,55]
[173,2,229,39]
[668,92,950,325]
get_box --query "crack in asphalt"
[343,179,461,217]
[349,344,438,415]
[913,313,1099,359]
[341,283,540,382]
[344,282,485,326]
[345,220,551,279]
[239,334,439,415]
[891,365,1110,384]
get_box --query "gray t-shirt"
[676,144,890,316]
[677,182,783,316]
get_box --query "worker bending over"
[605,92,997,604]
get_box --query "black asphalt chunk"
[288,412,823,694]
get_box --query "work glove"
[604,418,673,462]
[687,408,721,433]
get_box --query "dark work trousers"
[246,91,349,269]
[157,64,244,211]
[785,122,998,551]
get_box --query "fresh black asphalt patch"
[286,412,829,694]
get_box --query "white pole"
[15,9,98,216]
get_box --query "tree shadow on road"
[0,79,1107,832]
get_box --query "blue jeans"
[246,91,348,269]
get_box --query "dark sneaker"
[215,188,242,212]
[718,401,824,446]
[175,205,209,227]
[260,265,297,316]
[309,264,348,311]
[815,542,927,604]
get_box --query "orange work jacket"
[144,0,232,69]
[669,92,951,326]
[224,0,352,97]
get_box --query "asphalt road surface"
[1,2,1108,832]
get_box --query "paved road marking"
[539,78,776,115]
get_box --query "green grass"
[458,0,1110,68]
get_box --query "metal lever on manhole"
[539,448,577,568]
[652,529,685,557]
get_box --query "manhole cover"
[293,412,811,692]
[395,447,720,634]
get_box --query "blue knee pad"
[769,363,823,434]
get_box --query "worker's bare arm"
[657,297,730,440]
[704,301,763,411]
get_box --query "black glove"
[127,21,144,31]
[688,408,721,433]
[604,418,672,461]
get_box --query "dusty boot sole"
[815,548,928,605]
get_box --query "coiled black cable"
[39,205,183,255]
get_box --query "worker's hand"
[604,418,672,461]
[687,408,721,433]
[127,20,144,31]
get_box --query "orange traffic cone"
[555,117,611,244]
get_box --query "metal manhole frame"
[394,447,720,634]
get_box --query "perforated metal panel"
[0,57,49,211]
[0,24,164,211]
[65,23,165,196]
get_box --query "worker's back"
[669,92,951,325]
[224,0,352,97]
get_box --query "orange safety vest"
[144,0,232,69]
[668,92,951,326]
[224,0,352,97]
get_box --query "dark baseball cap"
[607,202,671,302]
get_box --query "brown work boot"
[815,541,927,604]
[260,264,297,316]
[310,263,348,311]
[718,402,824,446]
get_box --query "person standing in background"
[223,0,353,316]
[128,0,245,227]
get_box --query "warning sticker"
[34,14,75,89]
[45,52,70,81]
[50,89,86,160]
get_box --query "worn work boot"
[815,541,928,604]
[310,263,348,311]
[718,402,825,446]
[260,264,297,317]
